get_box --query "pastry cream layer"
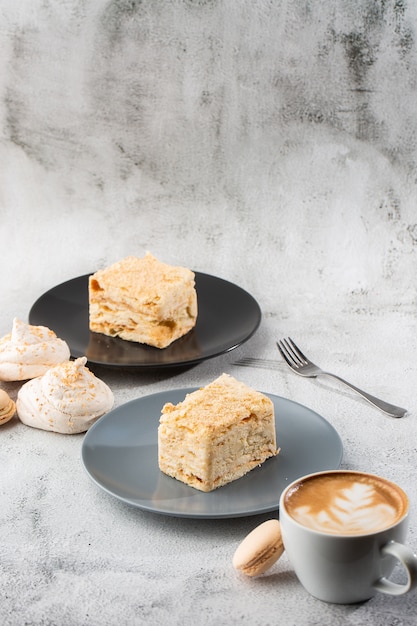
[88,253,197,349]
[158,373,278,492]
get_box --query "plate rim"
[29,271,262,369]
[81,388,344,519]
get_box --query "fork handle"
[322,372,407,418]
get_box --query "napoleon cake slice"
[88,253,197,349]
[158,373,278,492]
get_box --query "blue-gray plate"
[81,388,343,518]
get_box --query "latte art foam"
[284,472,407,535]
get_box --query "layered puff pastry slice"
[158,373,278,492]
[88,253,197,349]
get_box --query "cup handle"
[373,540,417,596]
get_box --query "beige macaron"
[0,389,16,425]
[232,519,284,577]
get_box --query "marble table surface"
[1,274,417,626]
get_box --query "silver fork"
[234,357,281,370]
[277,337,407,418]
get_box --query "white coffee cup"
[279,470,417,603]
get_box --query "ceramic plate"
[81,389,343,518]
[29,272,261,368]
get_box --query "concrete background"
[1,0,417,325]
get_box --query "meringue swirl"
[16,357,114,434]
[0,318,70,381]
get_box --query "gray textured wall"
[2,0,417,319]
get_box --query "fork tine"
[276,341,291,367]
[277,337,309,370]
[286,337,309,365]
[276,339,299,369]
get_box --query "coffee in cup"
[279,470,417,603]
[284,471,407,535]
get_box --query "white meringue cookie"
[16,357,114,434]
[0,318,71,381]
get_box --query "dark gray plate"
[81,388,343,518]
[28,272,261,368]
